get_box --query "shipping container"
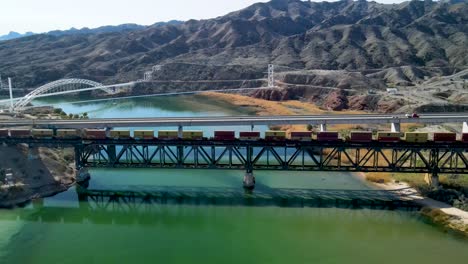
[462,134,468,143]
[290,131,312,141]
[404,132,428,143]
[158,130,179,140]
[0,129,9,138]
[56,129,80,139]
[32,129,54,138]
[350,131,373,143]
[182,131,203,140]
[9,129,31,138]
[84,129,107,140]
[134,130,154,140]
[433,133,456,143]
[317,131,339,142]
[265,131,286,141]
[110,130,131,139]
[214,131,236,141]
[377,132,401,143]
[239,132,260,141]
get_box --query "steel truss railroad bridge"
[3,137,468,188]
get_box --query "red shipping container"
[290,131,312,141]
[433,133,456,143]
[462,134,468,143]
[291,132,312,137]
[350,132,373,143]
[9,129,31,138]
[215,131,236,140]
[0,129,9,137]
[85,129,107,139]
[317,132,339,142]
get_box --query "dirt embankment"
[0,145,75,208]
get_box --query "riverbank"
[0,145,76,208]
[372,179,468,236]
[202,92,366,132]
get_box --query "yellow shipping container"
[32,129,54,138]
[404,132,428,143]
[182,131,203,140]
[56,129,80,138]
[377,132,401,138]
[110,130,131,139]
[265,131,286,137]
[158,130,179,139]
[134,130,154,139]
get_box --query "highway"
[0,113,467,129]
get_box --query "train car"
[214,131,236,141]
[0,129,9,138]
[404,132,428,143]
[182,131,203,140]
[9,129,31,138]
[158,130,179,140]
[56,129,80,139]
[433,132,456,143]
[84,129,107,140]
[32,129,54,138]
[462,134,468,143]
[290,131,312,141]
[134,130,154,140]
[265,131,286,141]
[317,131,340,142]
[377,132,401,143]
[239,132,260,141]
[110,130,131,139]
[350,131,373,143]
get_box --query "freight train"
[0,128,467,143]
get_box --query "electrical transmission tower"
[268,64,275,88]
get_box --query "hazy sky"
[1,0,406,35]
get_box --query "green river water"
[0,95,467,263]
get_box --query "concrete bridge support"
[320,124,327,132]
[28,145,40,160]
[76,168,91,184]
[178,125,183,139]
[424,172,440,188]
[391,122,401,133]
[463,122,468,133]
[243,171,255,190]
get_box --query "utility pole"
[8,78,14,112]
[0,74,3,90]
[268,64,275,88]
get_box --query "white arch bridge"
[0,78,136,112]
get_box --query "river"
[0,95,467,263]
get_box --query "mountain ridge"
[0,0,466,88]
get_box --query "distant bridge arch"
[13,78,115,111]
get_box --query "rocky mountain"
[0,31,34,41]
[0,0,466,89]
[0,21,182,42]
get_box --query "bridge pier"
[76,168,91,184]
[463,122,468,133]
[391,122,401,132]
[28,145,39,160]
[320,124,327,132]
[243,167,255,190]
[424,172,439,188]
[178,125,183,139]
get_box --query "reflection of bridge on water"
[78,186,420,210]
[0,186,422,226]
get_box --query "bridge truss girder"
[75,141,468,175]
